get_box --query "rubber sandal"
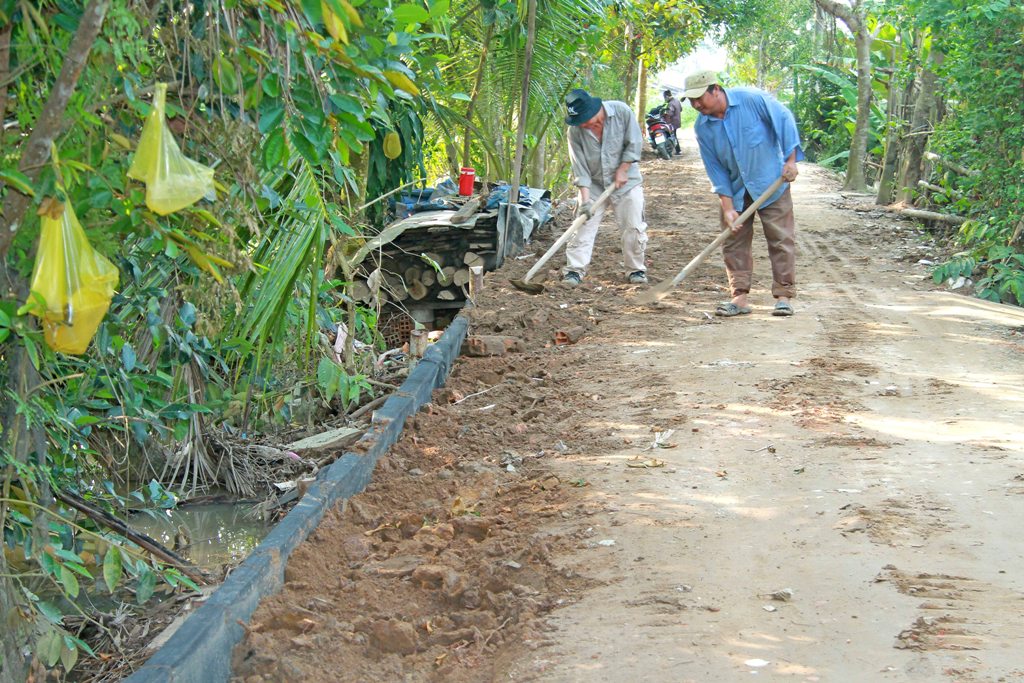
[715,302,752,317]
[772,301,794,317]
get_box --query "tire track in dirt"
[790,177,1024,683]
[793,172,1024,683]
[878,566,1024,668]
[515,138,1024,682]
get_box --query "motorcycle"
[645,104,677,160]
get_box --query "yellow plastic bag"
[127,83,215,215]
[28,198,119,354]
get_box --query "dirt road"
[233,136,1024,683]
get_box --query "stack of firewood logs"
[352,211,501,307]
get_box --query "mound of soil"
[231,148,716,682]
[232,228,623,681]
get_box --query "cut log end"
[351,280,371,303]
[409,280,429,300]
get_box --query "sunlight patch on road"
[728,506,785,520]
[774,661,820,675]
[585,419,658,436]
[948,378,1024,403]
[940,330,1023,349]
[877,292,1024,326]
[895,370,1024,403]
[683,492,785,520]
[847,413,1024,450]
[615,339,683,350]
[726,635,779,652]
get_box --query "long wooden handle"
[668,176,785,288]
[637,177,785,305]
[522,184,617,283]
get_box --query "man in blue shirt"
[683,70,803,317]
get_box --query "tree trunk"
[635,60,648,128]
[0,337,44,683]
[1,7,112,674]
[445,140,460,182]
[815,0,870,191]
[897,50,943,204]
[461,22,494,169]
[792,70,800,116]
[351,149,371,212]
[846,19,872,191]
[509,0,537,205]
[757,37,767,89]
[876,60,903,204]
[814,4,837,64]
[882,31,924,203]
[623,30,639,103]
[0,0,111,256]
[530,131,546,188]
[0,561,27,682]
[0,23,11,124]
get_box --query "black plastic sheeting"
[123,316,470,683]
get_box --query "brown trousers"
[720,187,796,299]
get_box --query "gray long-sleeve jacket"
[665,97,682,129]
[567,100,643,197]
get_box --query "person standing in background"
[663,89,682,155]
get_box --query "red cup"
[458,167,475,196]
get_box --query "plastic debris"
[648,429,677,450]
[27,197,118,354]
[128,83,215,215]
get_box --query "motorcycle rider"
[663,89,682,155]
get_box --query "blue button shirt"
[694,87,804,211]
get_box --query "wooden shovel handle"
[668,176,785,288]
[522,184,617,283]
[638,176,786,304]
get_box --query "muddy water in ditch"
[130,503,269,571]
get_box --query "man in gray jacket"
[663,89,682,155]
[563,88,649,286]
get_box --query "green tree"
[814,0,874,191]
[924,0,1024,303]
[0,0,444,673]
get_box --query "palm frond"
[233,153,331,354]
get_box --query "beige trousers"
[564,184,648,277]
[721,187,796,299]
